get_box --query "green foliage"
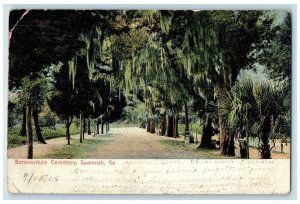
[220,76,290,145]
[7,128,25,148]
[258,12,291,82]
[160,140,185,148]
[40,113,56,128]
[8,10,291,158]
[17,76,48,108]
[120,99,147,127]
[8,101,18,128]
[7,123,80,148]
[39,103,58,128]
[44,139,107,159]
[178,123,203,136]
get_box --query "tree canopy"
[8,9,291,159]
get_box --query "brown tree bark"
[79,112,83,143]
[96,120,99,134]
[66,116,72,145]
[146,117,151,132]
[83,118,87,133]
[147,104,155,134]
[32,107,46,144]
[82,117,85,140]
[101,119,104,134]
[149,118,155,134]
[198,113,213,148]
[217,85,235,156]
[26,105,33,159]
[219,113,235,156]
[165,115,174,137]
[159,113,166,136]
[184,102,189,134]
[88,119,91,135]
[20,106,27,136]
[174,114,179,138]
[260,116,271,159]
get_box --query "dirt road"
[7,127,290,159]
[7,127,224,159]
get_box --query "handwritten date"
[23,172,59,184]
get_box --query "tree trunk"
[79,112,83,143]
[88,119,91,135]
[165,115,174,137]
[219,113,235,156]
[93,122,96,137]
[199,113,213,148]
[219,107,235,156]
[159,113,166,136]
[147,104,155,133]
[83,118,87,133]
[26,105,33,159]
[149,118,155,133]
[108,123,110,132]
[96,120,99,134]
[174,114,179,138]
[217,85,235,156]
[66,118,71,145]
[260,117,271,159]
[20,106,26,136]
[82,118,85,140]
[146,117,151,132]
[32,107,46,144]
[101,119,104,134]
[105,122,108,133]
[184,102,189,134]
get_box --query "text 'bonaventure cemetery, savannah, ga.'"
[8,10,291,160]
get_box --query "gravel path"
[88,127,223,159]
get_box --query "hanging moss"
[68,56,77,89]
[160,12,173,33]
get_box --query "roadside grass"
[43,139,108,159]
[160,138,228,159]
[160,140,185,148]
[7,123,80,148]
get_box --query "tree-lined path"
[8,127,226,159]
[8,10,291,160]
[8,127,289,159]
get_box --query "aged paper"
[7,159,290,194]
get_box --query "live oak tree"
[162,11,275,155]
[258,13,291,82]
[9,10,93,156]
[17,77,48,158]
[48,62,79,145]
[9,10,121,152]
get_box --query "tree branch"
[9,10,30,41]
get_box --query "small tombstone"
[184,131,194,144]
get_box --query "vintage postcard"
[7,9,291,194]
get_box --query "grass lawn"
[43,139,109,159]
[160,138,229,159]
[7,123,80,148]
